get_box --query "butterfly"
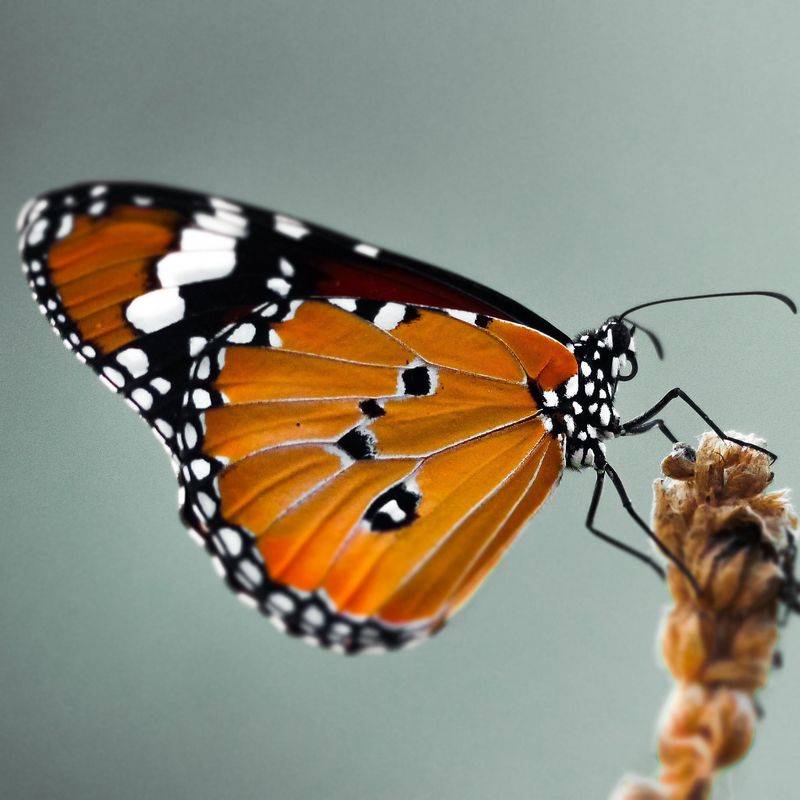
[17,182,793,653]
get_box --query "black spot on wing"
[401,365,431,396]
[401,305,421,324]
[337,427,376,460]
[359,399,386,419]
[365,482,420,532]
[353,299,385,323]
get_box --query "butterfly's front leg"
[619,417,678,444]
[620,387,777,462]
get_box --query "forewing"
[177,299,574,651]
[18,182,570,457]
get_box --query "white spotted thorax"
[541,318,637,470]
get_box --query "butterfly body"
[20,181,640,652]
[555,321,634,470]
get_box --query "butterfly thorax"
[539,319,636,470]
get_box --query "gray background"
[2,3,799,798]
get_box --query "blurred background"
[2,3,799,798]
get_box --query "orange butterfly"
[18,182,792,652]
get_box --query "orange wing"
[178,299,576,652]
[20,183,579,654]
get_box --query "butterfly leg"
[620,387,776,462]
[585,468,665,580]
[621,417,678,444]
[595,464,702,595]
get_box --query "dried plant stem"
[613,433,797,800]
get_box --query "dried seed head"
[615,433,797,800]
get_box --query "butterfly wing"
[19,182,577,651]
[18,181,570,455]
[178,300,573,650]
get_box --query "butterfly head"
[541,318,637,471]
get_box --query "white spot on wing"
[55,214,73,239]
[228,323,256,344]
[183,422,198,449]
[157,251,236,287]
[197,492,216,518]
[154,418,173,438]
[196,356,211,380]
[238,560,263,587]
[209,197,241,213]
[27,218,48,246]
[211,557,226,578]
[151,377,171,394]
[194,212,247,238]
[180,228,236,251]
[303,606,325,627]
[131,388,153,410]
[269,329,282,347]
[260,303,279,318]
[191,459,211,479]
[447,309,478,325]
[102,367,125,388]
[274,214,310,240]
[378,499,406,523]
[189,337,207,356]
[116,348,149,378]
[16,198,35,232]
[192,389,212,409]
[268,592,295,614]
[354,242,380,258]
[126,288,185,333]
[373,302,406,331]
[330,298,357,312]
[279,258,295,277]
[29,198,48,223]
[218,527,242,556]
[267,277,291,297]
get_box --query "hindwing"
[177,300,573,650]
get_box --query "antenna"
[627,320,665,360]
[618,290,796,321]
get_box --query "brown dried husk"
[613,433,796,800]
